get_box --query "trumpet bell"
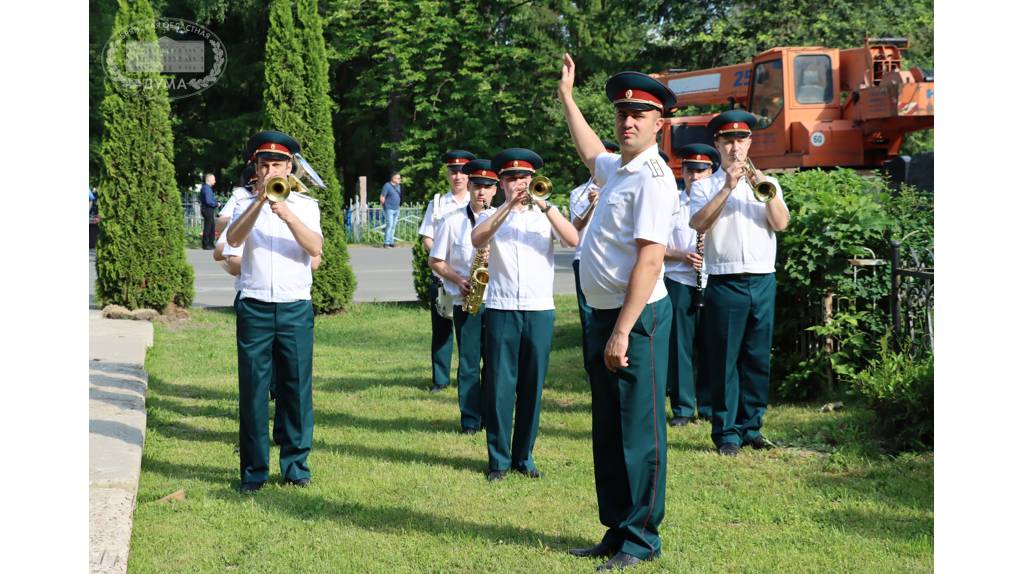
[529,175,552,201]
[265,176,291,203]
[753,181,776,203]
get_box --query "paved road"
[89,244,579,308]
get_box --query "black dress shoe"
[486,470,507,482]
[717,443,740,456]
[596,552,644,571]
[240,481,264,493]
[568,541,616,558]
[669,416,692,427]
[514,467,543,479]
[285,478,310,487]
[428,384,446,393]
[748,436,777,450]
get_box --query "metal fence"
[889,239,934,357]
[345,200,425,245]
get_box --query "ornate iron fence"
[889,238,934,357]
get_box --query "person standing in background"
[380,172,403,248]
[200,173,219,250]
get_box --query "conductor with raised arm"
[558,53,680,571]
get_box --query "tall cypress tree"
[95,0,194,310]
[264,0,356,313]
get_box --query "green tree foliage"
[295,0,357,312]
[263,0,357,313]
[95,0,194,310]
[90,1,934,200]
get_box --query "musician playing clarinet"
[689,110,789,456]
[663,143,718,427]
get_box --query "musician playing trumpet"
[428,159,499,435]
[689,110,789,457]
[223,130,323,492]
[470,148,578,482]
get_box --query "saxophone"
[462,248,490,314]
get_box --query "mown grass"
[130,296,933,573]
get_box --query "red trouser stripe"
[640,305,659,538]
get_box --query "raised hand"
[558,52,576,102]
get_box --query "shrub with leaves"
[851,333,933,451]
[95,0,194,311]
[412,236,432,304]
[770,169,934,401]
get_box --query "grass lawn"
[130,295,933,573]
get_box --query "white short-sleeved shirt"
[223,193,323,302]
[418,191,470,239]
[419,190,471,278]
[429,206,495,305]
[664,193,707,287]
[688,168,788,275]
[476,207,558,311]
[578,145,680,309]
[569,179,599,261]
[216,187,256,248]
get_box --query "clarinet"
[695,232,705,308]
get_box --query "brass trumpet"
[743,158,776,203]
[265,173,309,203]
[524,175,552,208]
[263,153,325,203]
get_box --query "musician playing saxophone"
[429,159,499,435]
[689,110,789,456]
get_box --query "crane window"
[749,59,783,129]
[794,54,833,104]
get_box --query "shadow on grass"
[318,441,484,474]
[253,490,592,552]
[140,449,590,552]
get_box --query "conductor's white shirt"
[688,168,787,275]
[430,206,495,305]
[476,206,561,311]
[223,194,322,303]
[578,145,680,310]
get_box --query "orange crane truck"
[650,38,933,178]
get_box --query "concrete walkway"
[89,310,153,574]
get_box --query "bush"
[850,333,933,451]
[95,0,194,311]
[412,238,432,304]
[771,169,933,401]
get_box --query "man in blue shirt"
[379,172,402,248]
[200,173,219,250]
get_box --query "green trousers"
[453,305,485,431]
[664,278,712,419]
[703,273,775,447]
[573,260,595,376]
[587,296,671,560]
[429,277,454,388]
[483,309,554,472]
[235,297,314,484]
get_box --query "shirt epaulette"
[645,159,665,178]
